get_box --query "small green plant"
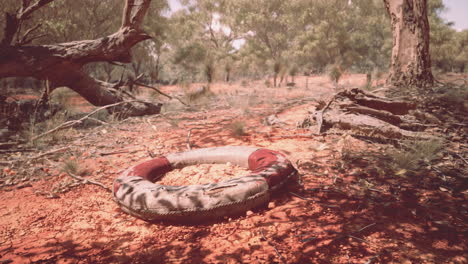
[387,139,444,174]
[230,120,246,136]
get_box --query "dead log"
[0,0,161,117]
[306,88,438,140]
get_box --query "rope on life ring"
[113,146,297,221]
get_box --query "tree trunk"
[0,0,161,117]
[383,0,434,88]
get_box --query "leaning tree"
[383,0,434,88]
[0,0,161,116]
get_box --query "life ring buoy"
[113,146,297,221]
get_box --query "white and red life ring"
[113,146,297,221]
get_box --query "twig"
[67,172,111,193]
[348,235,368,243]
[332,223,376,244]
[99,148,141,156]
[260,229,286,264]
[135,81,189,106]
[289,192,339,208]
[451,152,468,165]
[356,223,376,233]
[31,101,136,141]
[186,128,193,150]
[99,150,130,156]
[29,146,70,161]
[87,117,108,125]
[425,162,448,181]
[19,23,42,45]
[289,191,311,200]
[363,253,381,264]
[315,95,336,134]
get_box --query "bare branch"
[1,0,55,46]
[19,0,55,20]
[122,0,151,28]
[18,23,42,45]
[22,0,33,10]
[67,172,111,193]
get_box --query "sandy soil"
[0,74,466,264]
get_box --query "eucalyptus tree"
[383,0,434,88]
[228,0,300,87]
[0,0,164,116]
[289,0,391,77]
[166,0,241,85]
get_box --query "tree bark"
[0,0,161,116]
[383,0,434,88]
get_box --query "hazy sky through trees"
[441,0,468,31]
[167,0,468,31]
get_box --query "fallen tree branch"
[135,81,189,106]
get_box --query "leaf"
[395,169,407,176]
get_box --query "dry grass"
[386,139,444,175]
[229,120,246,136]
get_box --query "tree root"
[305,88,441,140]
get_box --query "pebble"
[268,202,276,209]
[246,210,254,216]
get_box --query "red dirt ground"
[0,75,466,263]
